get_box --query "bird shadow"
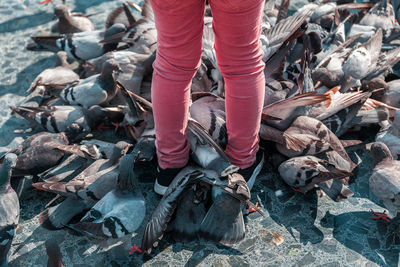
[0,11,52,34]
[320,210,400,267]
[254,165,324,245]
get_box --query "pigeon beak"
[116,66,124,74]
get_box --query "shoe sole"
[154,179,168,196]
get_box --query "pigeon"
[38,154,91,184]
[51,4,94,34]
[27,51,79,93]
[341,30,382,87]
[0,154,19,267]
[32,141,131,200]
[278,155,354,201]
[261,91,330,130]
[114,83,155,141]
[10,105,109,138]
[170,181,211,242]
[28,23,127,61]
[381,79,400,108]
[67,152,145,239]
[35,142,131,229]
[189,93,227,149]
[376,109,400,159]
[369,142,400,219]
[60,60,122,108]
[141,167,252,253]
[260,116,358,172]
[82,50,155,95]
[261,8,313,63]
[39,196,93,230]
[199,173,251,246]
[3,132,72,178]
[112,10,157,56]
[359,0,396,37]
[187,119,238,177]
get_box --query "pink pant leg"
[209,0,266,169]
[150,0,205,169]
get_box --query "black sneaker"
[154,166,185,195]
[237,149,264,190]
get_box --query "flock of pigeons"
[2,0,400,265]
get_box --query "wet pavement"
[1,0,399,266]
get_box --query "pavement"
[1,0,399,266]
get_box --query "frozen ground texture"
[1,0,399,266]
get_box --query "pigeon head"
[371,142,392,167]
[0,153,17,187]
[111,141,133,161]
[100,60,123,79]
[54,4,70,19]
[105,59,123,73]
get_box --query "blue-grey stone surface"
[1,0,399,266]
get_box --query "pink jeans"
[151,0,265,169]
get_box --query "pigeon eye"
[391,198,396,202]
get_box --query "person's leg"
[150,0,205,194]
[150,0,205,169]
[209,0,266,169]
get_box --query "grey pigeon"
[27,51,79,93]
[141,167,253,253]
[189,93,227,149]
[261,91,329,130]
[38,154,90,184]
[199,173,251,246]
[10,105,108,138]
[35,142,131,229]
[28,23,127,61]
[83,50,155,95]
[67,152,145,238]
[278,155,353,201]
[32,141,131,200]
[171,181,211,242]
[0,154,19,267]
[187,119,238,177]
[4,132,71,178]
[52,4,94,34]
[381,79,400,108]
[359,0,396,37]
[60,60,122,108]
[369,142,400,218]
[376,109,400,159]
[260,116,358,174]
